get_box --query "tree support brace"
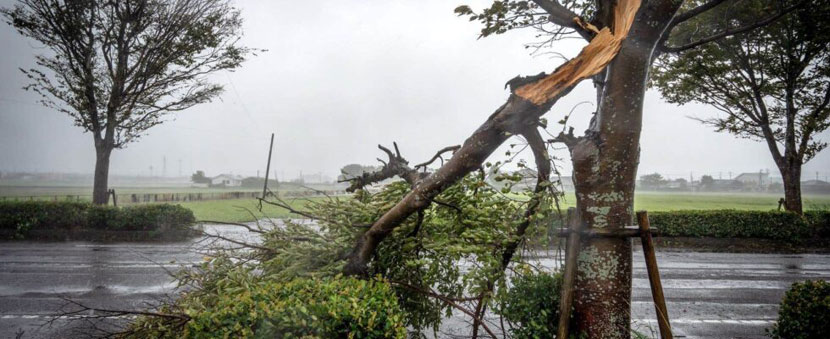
[556,209,672,339]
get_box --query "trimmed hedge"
[768,280,830,339]
[648,210,830,241]
[0,201,195,239]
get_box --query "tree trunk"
[568,2,679,337]
[780,164,803,214]
[92,144,113,205]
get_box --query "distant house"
[735,172,769,190]
[211,174,242,187]
[802,179,830,194]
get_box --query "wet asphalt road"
[1,225,828,338]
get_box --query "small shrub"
[499,271,563,339]
[118,204,196,232]
[130,276,407,338]
[768,280,830,339]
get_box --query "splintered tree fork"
[343,0,642,277]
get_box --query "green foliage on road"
[498,270,564,339]
[0,201,195,239]
[125,173,562,337]
[128,266,406,338]
[769,280,830,339]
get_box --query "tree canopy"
[652,0,829,212]
[2,0,256,148]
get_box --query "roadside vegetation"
[0,201,195,240]
[120,174,560,337]
[769,280,830,339]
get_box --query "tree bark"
[92,143,113,205]
[567,1,680,337]
[780,164,803,214]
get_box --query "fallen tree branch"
[500,127,552,268]
[343,0,642,277]
[389,280,499,339]
[341,142,425,192]
[550,126,579,150]
[415,145,461,170]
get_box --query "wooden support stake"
[637,211,672,339]
[557,207,583,339]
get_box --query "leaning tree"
[332,0,804,337]
[2,0,255,204]
[652,0,829,214]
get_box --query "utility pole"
[262,133,275,199]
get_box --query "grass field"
[176,192,830,223]
[4,184,829,223]
[177,197,326,223]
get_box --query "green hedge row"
[648,210,830,241]
[0,201,195,239]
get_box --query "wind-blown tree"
[2,0,255,204]
[333,0,803,337]
[652,0,829,214]
[62,1,803,337]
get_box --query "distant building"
[802,179,830,194]
[211,174,242,187]
[734,172,769,189]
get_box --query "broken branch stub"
[342,143,424,192]
[343,0,643,276]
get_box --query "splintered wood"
[515,0,641,105]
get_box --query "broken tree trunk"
[564,1,682,337]
[340,0,692,338]
[343,0,642,277]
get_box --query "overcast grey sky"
[1,0,828,182]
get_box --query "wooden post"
[108,189,118,207]
[636,211,672,339]
[557,207,583,339]
[262,133,275,199]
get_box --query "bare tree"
[339,0,803,337]
[653,0,829,214]
[2,0,255,204]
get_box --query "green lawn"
[4,183,829,223]
[176,192,830,223]
[552,192,830,211]
[178,197,328,223]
